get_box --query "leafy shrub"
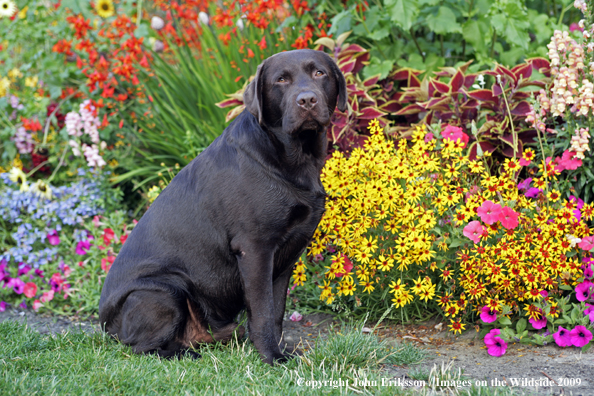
[298,119,593,335]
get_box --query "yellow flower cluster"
[302,119,592,332]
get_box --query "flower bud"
[151,16,164,31]
[198,11,209,25]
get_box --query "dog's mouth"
[300,119,321,131]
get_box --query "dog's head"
[243,49,347,136]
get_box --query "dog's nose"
[296,91,318,110]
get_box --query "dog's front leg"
[272,265,295,355]
[237,248,285,365]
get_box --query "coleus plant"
[216,32,388,154]
[391,58,552,159]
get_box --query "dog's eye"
[277,76,287,83]
[315,70,324,77]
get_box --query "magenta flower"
[477,200,502,225]
[529,315,547,330]
[442,125,470,148]
[584,263,594,279]
[525,187,541,198]
[584,304,594,323]
[0,301,5,312]
[498,206,519,230]
[7,278,25,294]
[480,306,497,323]
[486,336,507,357]
[75,240,91,255]
[575,281,593,302]
[553,326,572,347]
[578,236,594,251]
[484,328,501,344]
[463,221,485,244]
[517,178,532,190]
[570,325,593,347]
[46,230,60,246]
[289,311,302,322]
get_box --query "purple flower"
[529,315,547,330]
[486,336,507,357]
[525,187,541,198]
[0,301,5,312]
[17,264,31,277]
[47,230,60,246]
[584,263,594,280]
[553,326,572,347]
[19,300,27,309]
[480,306,497,323]
[35,269,44,278]
[575,281,593,302]
[570,325,593,347]
[7,278,25,294]
[484,328,501,344]
[517,178,532,190]
[75,240,91,255]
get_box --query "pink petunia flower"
[33,299,42,311]
[75,240,91,255]
[442,125,470,148]
[570,325,593,347]
[289,311,303,322]
[335,254,353,278]
[480,306,497,323]
[46,230,60,246]
[553,326,572,347]
[584,304,594,323]
[486,336,507,357]
[463,221,485,244]
[23,282,37,299]
[0,301,5,312]
[575,281,593,302]
[578,236,594,251]
[529,315,547,330]
[40,290,54,303]
[498,206,519,230]
[555,150,582,171]
[477,201,502,225]
[484,328,501,345]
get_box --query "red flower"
[103,228,115,245]
[24,282,37,299]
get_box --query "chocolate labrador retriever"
[98,49,347,365]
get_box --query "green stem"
[410,28,425,62]
[498,76,517,158]
[47,145,68,184]
[42,92,77,146]
[136,0,143,28]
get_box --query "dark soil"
[2,309,592,395]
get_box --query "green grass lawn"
[0,320,515,395]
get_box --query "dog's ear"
[244,62,265,124]
[326,55,347,112]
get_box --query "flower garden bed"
[1,0,594,384]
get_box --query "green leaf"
[426,7,462,35]
[328,10,353,36]
[367,27,390,41]
[516,318,526,333]
[463,19,489,54]
[504,19,530,50]
[498,317,512,326]
[363,59,394,80]
[386,0,419,31]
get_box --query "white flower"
[289,311,303,322]
[8,167,28,191]
[0,0,17,18]
[65,112,83,136]
[69,139,81,156]
[82,144,106,168]
[151,16,164,31]
[566,234,582,248]
[30,179,53,200]
[198,11,209,25]
[236,19,244,31]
